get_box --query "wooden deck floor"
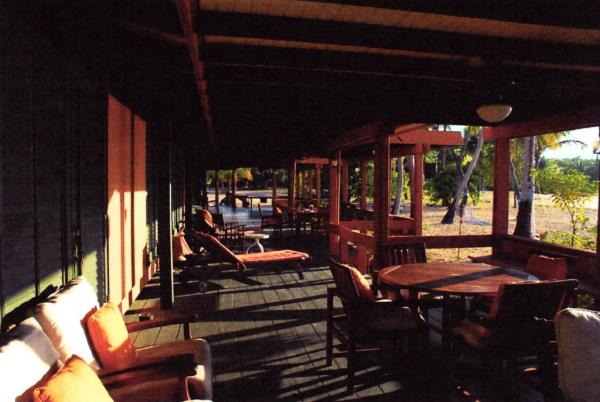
[127,232,551,402]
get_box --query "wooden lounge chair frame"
[192,232,309,279]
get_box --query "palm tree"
[512,132,583,238]
[442,126,484,224]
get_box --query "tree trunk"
[442,129,484,224]
[513,136,536,237]
[392,157,404,214]
[509,158,520,207]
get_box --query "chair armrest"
[125,310,198,339]
[99,354,197,385]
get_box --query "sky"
[542,127,599,160]
[450,125,599,160]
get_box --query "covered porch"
[2,1,600,401]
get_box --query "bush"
[425,166,481,206]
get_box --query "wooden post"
[341,160,349,204]
[329,151,341,256]
[214,170,220,213]
[231,168,236,209]
[360,159,368,210]
[157,125,174,309]
[374,125,392,244]
[184,154,193,232]
[308,168,314,201]
[272,170,277,207]
[200,165,208,209]
[289,160,296,209]
[413,153,424,235]
[492,136,510,237]
[596,129,600,270]
[316,164,322,207]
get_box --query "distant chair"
[258,204,285,234]
[326,258,421,393]
[193,208,245,248]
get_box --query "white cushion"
[555,308,600,402]
[34,276,100,370]
[0,318,60,402]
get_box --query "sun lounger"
[192,232,309,279]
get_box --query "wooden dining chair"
[470,254,570,315]
[451,279,577,384]
[371,242,427,296]
[326,258,420,393]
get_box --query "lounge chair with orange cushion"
[192,232,309,279]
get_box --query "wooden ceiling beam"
[175,0,215,147]
[391,130,463,146]
[196,11,600,67]
[303,0,600,29]
[484,104,600,140]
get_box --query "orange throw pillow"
[33,355,113,402]
[348,266,374,302]
[85,303,136,371]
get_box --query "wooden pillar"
[200,165,208,209]
[316,164,322,207]
[184,154,193,231]
[308,168,314,201]
[214,170,220,213]
[272,170,277,207]
[374,128,392,244]
[360,159,368,210]
[492,136,510,237]
[341,160,349,203]
[289,160,296,209]
[157,125,174,309]
[413,154,424,235]
[231,168,236,209]
[329,151,341,256]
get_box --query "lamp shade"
[476,104,512,123]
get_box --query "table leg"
[246,238,264,253]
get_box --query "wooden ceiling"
[26,1,600,168]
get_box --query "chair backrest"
[194,209,216,234]
[376,242,427,268]
[488,279,578,351]
[193,232,241,265]
[525,254,568,280]
[329,259,373,306]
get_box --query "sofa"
[0,276,212,402]
[555,308,600,402]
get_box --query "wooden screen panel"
[107,95,147,311]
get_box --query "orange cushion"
[85,303,136,371]
[274,207,283,215]
[236,250,309,264]
[525,254,568,280]
[172,234,193,261]
[33,355,113,402]
[348,266,374,302]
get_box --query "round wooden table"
[379,262,537,296]
[378,262,538,347]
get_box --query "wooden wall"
[0,5,107,325]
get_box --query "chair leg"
[296,263,304,280]
[347,340,356,394]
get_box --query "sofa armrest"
[125,310,198,339]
